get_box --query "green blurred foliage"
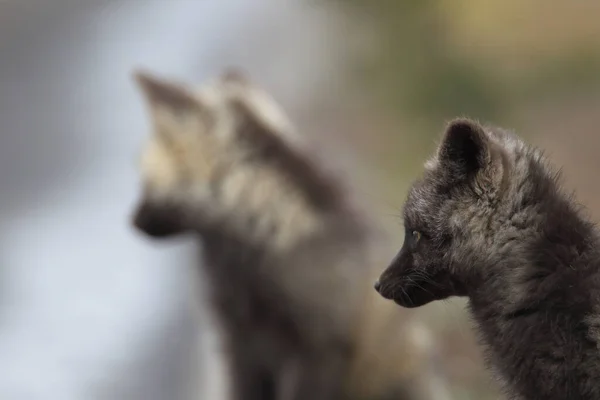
[334,0,504,123]
[332,0,600,127]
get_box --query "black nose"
[374,280,381,293]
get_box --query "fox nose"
[374,280,382,293]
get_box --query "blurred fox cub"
[130,68,450,400]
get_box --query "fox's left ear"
[134,70,210,139]
[437,118,505,188]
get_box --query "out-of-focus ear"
[133,70,209,140]
[437,118,505,189]
[134,70,201,113]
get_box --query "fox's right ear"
[438,119,489,175]
[437,118,504,189]
[133,70,208,138]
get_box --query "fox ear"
[134,70,200,113]
[438,118,490,177]
[134,70,209,139]
[437,118,505,188]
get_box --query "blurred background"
[0,0,599,399]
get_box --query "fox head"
[375,118,578,308]
[131,69,345,249]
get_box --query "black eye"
[412,230,422,243]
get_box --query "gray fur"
[131,70,449,400]
[376,118,600,399]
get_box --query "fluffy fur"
[376,118,600,399]
[131,69,450,400]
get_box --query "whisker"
[412,270,443,289]
[406,276,435,297]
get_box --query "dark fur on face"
[377,117,600,399]
[376,119,499,306]
[132,200,188,238]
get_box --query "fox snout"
[373,279,382,293]
[374,268,397,301]
[132,200,187,238]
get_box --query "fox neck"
[465,195,600,394]
[200,174,322,255]
[466,245,600,398]
[471,216,597,314]
[202,144,362,252]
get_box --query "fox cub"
[376,118,600,399]
[131,69,450,400]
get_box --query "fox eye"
[412,230,422,243]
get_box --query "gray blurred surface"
[0,1,336,399]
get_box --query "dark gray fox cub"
[376,118,600,399]
[130,69,449,400]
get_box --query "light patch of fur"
[424,156,438,171]
[228,83,299,145]
[139,122,223,201]
[192,73,299,146]
[139,137,180,196]
[217,159,322,251]
[211,73,299,144]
